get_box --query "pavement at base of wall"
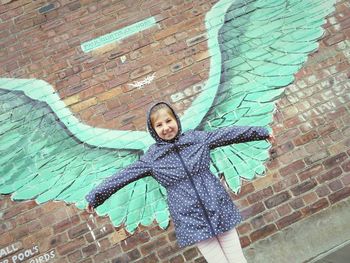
[244,199,350,263]
[310,240,350,263]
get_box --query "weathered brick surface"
[250,224,278,242]
[1,0,350,262]
[265,191,291,209]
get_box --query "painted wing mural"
[0,0,335,233]
[200,0,336,192]
[0,85,169,233]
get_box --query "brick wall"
[1,0,350,262]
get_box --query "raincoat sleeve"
[85,160,152,208]
[205,125,270,149]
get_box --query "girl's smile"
[152,109,179,140]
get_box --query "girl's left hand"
[267,134,276,145]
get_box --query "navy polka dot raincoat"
[85,101,270,248]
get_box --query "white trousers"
[196,228,247,263]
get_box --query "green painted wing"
[201,0,335,192]
[0,88,169,233]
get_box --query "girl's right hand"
[86,204,95,214]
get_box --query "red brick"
[1,222,15,240]
[276,211,303,230]
[250,215,265,229]
[276,141,294,155]
[68,222,90,239]
[127,95,153,111]
[43,204,70,224]
[3,200,37,220]
[298,164,324,181]
[94,246,123,262]
[289,198,305,210]
[140,236,168,255]
[323,152,348,169]
[276,203,292,217]
[64,82,89,97]
[157,244,180,262]
[238,182,255,197]
[26,221,43,238]
[43,232,68,251]
[328,187,350,204]
[130,65,153,80]
[301,198,329,216]
[327,107,348,120]
[250,224,277,242]
[236,222,252,235]
[305,151,330,165]
[263,210,278,223]
[291,179,318,196]
[57,237,85,256]
[341,160,350,172]
[240,202,266,219]
[53,214,80,234]
[302,192,318,205]
[328,179,344,192]
[167,69,191,84]
[338,18,350,29]
[66,250,82,263]
[0,232,13,247]
[103,104,128,120]
[273,175,299,192]
[137,252,160,263]
[294,131,319,146]
[265,191,291,209]
[316,185,331,198]
[240,236,251,248]
[266,159,280,170]
[85,224,114,243]
[318,123,338,136]
[325,33,346,46]
[317,167,343,183]
[148,224,168,238]
[342,174,350,185]
[106,73,129,89]
[121,230,150,251]
[183,247,198,261]
[16,207,44,225]
[246,187,273,204]
[0,6,23,21]
[279,160,306,177]
[168,229,176,242]
[169,254,185,263]
[284,116,302,128]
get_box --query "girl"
[86,101,275,263]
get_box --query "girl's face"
[152,109,179,140]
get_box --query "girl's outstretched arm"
[85,159,152,209]
[204,125,270,149]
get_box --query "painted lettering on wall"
[28,250,55,263]
[81,16,157,52]
[0,242,21,260]
[0,243,56,263]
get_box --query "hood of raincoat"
[146,101,182,143]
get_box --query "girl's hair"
[150,103,176,128]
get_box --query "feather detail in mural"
[0,0,335,233]
[0,85,169,233]
[198,0,336,192]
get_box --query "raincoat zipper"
[174,144,216,236]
